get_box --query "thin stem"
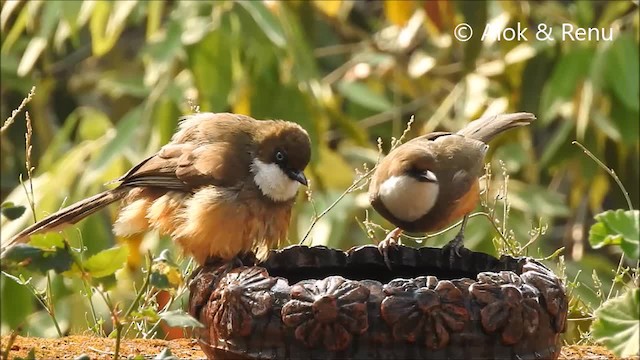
[400,212,510,245]
[606,254,626,301]
[300,166,377,245]
[23,278,63,337]
[303,115,415,245]
[1,86,35,133]
[94,289,122,360]
[572,141,634,211]
[124,252,153,320]
[45,272,63,337]
[572,141,636,301]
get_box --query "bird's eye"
[275,151,285,163]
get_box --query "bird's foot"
[442,233,466,258]
[378,228,403,269]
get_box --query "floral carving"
[470,272,541,345]
[380,276,469,350]
[521,261,569,332]
[281,276,370,351]
[207,266,276,339]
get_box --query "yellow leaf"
[117,233,144,269]
[384,0,416,27]
[232,84,251,116]
[569,181,585,209]
[313,0,342,18]
[589,173,610,213]
[314,146,356,190]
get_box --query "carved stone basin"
[188,244,568,360]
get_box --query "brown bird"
[2,112,311,264]
[368,112,535,265]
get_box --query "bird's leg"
[443,214,469,257]
[378,227,403,269]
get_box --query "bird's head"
[252,121,311,202]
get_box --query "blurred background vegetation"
[1,0,638,343]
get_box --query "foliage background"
[0,0,638,343]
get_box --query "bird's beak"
[287,169,308,186]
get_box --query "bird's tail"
[2,189,128,252]
[457,112,536,143]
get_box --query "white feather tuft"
[251,159,300,202]
[378,173,439,222]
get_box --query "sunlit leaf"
[77,109,113,141]
[90,1,138,56]
[160,309,204,328]
[28,233,65,250]
[83,246,128,278]
[17,37,46,76]
[592,288,640,357]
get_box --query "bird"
[2,112,311,264]
[368,112,536,266]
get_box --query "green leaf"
[1,201,26,220]
[83,246,128,278]
[2,244,74,274]
[1,271,34,330]
[150,250,183,290]
[604,34,640,112]
[592,288,640,357]
[589,210,640,258]
[337,81,393,112]
[589,221,621,248]
[459,0,486,72]
[237,1,286,48]
[160,309,204,328]
[90,106,143,172]
[186,26,233,112]
[540,47,594,123]
[28,233,65,249]
[90,1,139,56]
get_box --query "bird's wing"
[119,141,251,192]
[117,114,255,192]
[449,168,478,201]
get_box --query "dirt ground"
[1,335,638,359]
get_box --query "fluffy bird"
[3,112,311,264]
[368,112,535,264]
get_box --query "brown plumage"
[368,112,535,263]
[3,112,311,264]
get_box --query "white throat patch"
[378,173,439,222]
[251,159,300,202]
